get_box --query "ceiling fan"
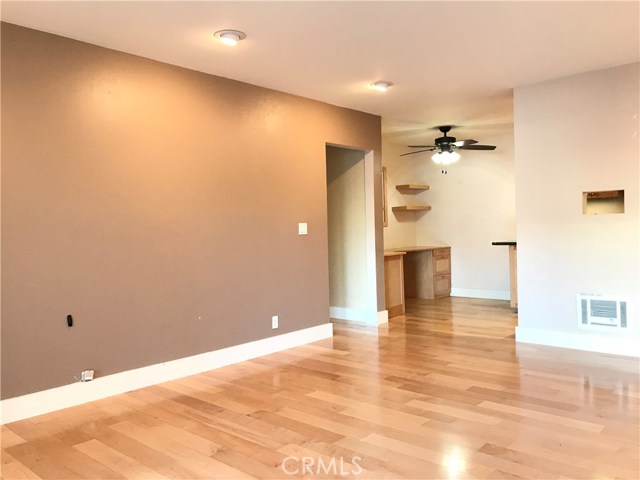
[400,126,496,173]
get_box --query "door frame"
[326,143,387,325]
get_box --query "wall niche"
[582,190,625,215]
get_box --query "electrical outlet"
[298,223,308,235]
[272,315,279,329]
[80,369,94,382]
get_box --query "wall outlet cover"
[272,315,279,329]
[298,223,308,235]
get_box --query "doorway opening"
[325,145,381,324]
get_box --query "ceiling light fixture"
[370,81,393,92]
[214,29,246,47]
[431,150,460,165]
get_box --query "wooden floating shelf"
[392,205,432,212]
[396,184,430,192]
[585,190,622,199]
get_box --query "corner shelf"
[396,184,430,192]
[391,205,432,212]
[392,182,431,216]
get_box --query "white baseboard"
[451,288,510,301]
[0,323,333,425]
[329,306,387,325]
[516,326,640,357]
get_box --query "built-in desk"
[384,246,451,316]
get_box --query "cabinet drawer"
[433,248,450,258]
[433,253,451,275]
[434,274,451,298]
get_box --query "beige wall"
[415,130,516,298]
[0,23,383,399]
[514,62,639,354]
[381,141,418,249]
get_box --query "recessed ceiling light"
[214,30,247,47]
[370,81,393,92]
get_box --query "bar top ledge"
[386,245,450,253]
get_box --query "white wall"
[326,146,371,321]
[514,63,639,356]
[383,128,516,300]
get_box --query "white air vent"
[577,294,627,332]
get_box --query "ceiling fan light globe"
[432,150,460,166]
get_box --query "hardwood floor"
[2,297,639,479]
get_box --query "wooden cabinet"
[384,246,451,319]
[384,252,405,318]
[433,268,452,298]
[432,248,451,298]
[394,246,451,300]
[432,248,451,275]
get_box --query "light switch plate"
[298,223,308,235]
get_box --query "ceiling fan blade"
[400,148,435,156]
[453,139,478,147]
[458,144,496,150]
[407,145,436,148]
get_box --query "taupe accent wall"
[1,23,383,399]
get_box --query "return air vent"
[577,294,627,331]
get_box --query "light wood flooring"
[2,297,639,479]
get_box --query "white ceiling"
[2,1,638,145]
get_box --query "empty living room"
[1,2,638,479]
